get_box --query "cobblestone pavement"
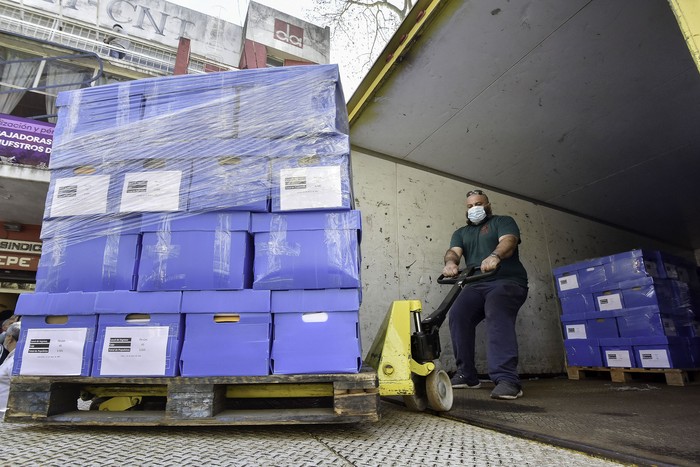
[0,402,621,466]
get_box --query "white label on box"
[19,328,88,375]
[565,324,587,339]
[558,275,579,291]
[605,350,632,367]
[99,326,169,375]
[638,349,670,368]
[50,175,110,217]
[119,171,182,212]
[279,166,342,211]
[597,293,623,311]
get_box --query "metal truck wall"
[351,149,691,374]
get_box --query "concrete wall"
[351,149,692,375]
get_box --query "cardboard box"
[553,258,608,295]
[179,290,272,376]
[599,337,636,368]
[558,291,597,315]
[187,144,270,213]
[92,291,183,376]
[270,289,362,374]
[604,249,665,283]
[564,339,603,367]
[269,135,352,212]
[633,336,694,369]
[13,291,99,376]
[36,216,141,293]
[252,211,361,290]
[616,306,695,338]
[138,212,253,291]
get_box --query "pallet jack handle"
[420,266,499,332]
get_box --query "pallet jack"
[365,267,496,412]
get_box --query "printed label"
[565,324,587,339]
[50,175,110,216]
[19,328,88,375]
[597,293,623,311]
[120,171,182,212]
[638,349,670,368]
[558,274,579,291]
[279,166,342,210]
[605,350,632,367]
[99,326,169,375]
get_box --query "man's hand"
[480,255,500,272]
[442,262,459,277]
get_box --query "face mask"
[467,206,487,224]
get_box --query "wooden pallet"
[5,367,380,426]
[566,366,700,386]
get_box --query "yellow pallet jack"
[366,268,495,412]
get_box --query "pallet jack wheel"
[426,368,453,412]
[403,374,428,411]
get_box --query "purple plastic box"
[35,216,141,293]
[604,249,665,283]
[599,337,636,368]
[252,211,361,290]
[633,336,694,369]
[179,290,272,376]
[92,291,183,377]
[270,289,362,374]
[564,339,603,367]
[553,258,608,295]
[138,212,253,291]
[13,292,99,376]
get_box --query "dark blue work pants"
[448,280,528,385]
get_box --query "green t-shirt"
[449,215,528,286]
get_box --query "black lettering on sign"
[127,180,148,193]
[285,176,306,190]
[58,185,78,198]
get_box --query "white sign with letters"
[99,326,169,375]
[19,328,88,375]
[279,166,342,211]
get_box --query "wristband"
[489,253,501,260]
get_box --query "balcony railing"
[0,0,236,76]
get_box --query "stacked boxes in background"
[554,249,700,370]
[14,65,361,378]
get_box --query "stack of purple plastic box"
[554,249,700,369]
[13,65,362,378]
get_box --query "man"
[0,322,20,412]
[442,189,528,400]
[103,24,130,59]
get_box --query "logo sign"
[0,240,42,272]
[0,114,54,168]
[274,19,303,48]
[0,240,43,255]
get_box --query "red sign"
[274,19,303,48]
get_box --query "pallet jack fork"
[365,268,496,412]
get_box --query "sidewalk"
[0,400,620,466]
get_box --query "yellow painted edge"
[668,0,700,74]
[226,383,334,398]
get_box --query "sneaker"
[490,381,523,400]
[450,373,481,389]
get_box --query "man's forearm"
[444,249,460,265]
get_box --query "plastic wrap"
[17,65,363,377]
[31,64,357,294]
